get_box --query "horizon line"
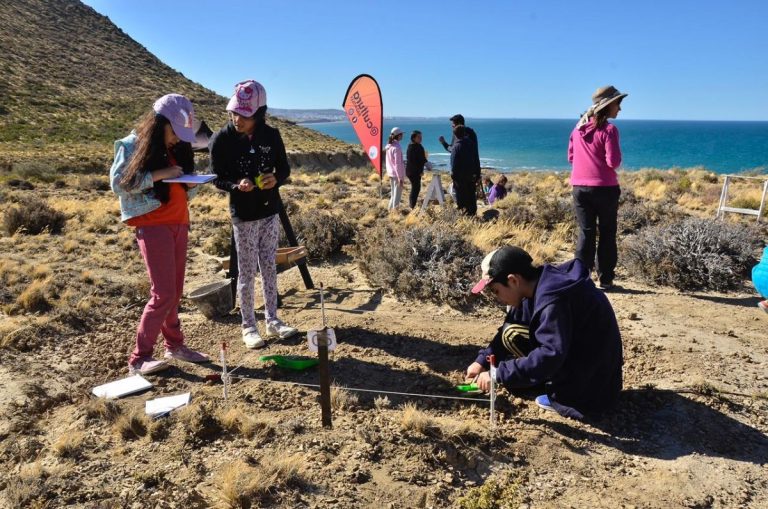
[287,115,768,123]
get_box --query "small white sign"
[92,375,152,399]
[145,393,191,418]
[421,174,446,210]
[307,328,337,353]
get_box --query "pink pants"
[129,224,189,365]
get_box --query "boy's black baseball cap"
[471,246,533,294]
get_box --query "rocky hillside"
[0,0,365,171]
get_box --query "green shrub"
[3,201,66,235]
[729,196,763,210]
[287,210,356,261]
[76,175,110,191]
[351,221,483,308]
[456,470,521,509]
[618,201,684,234]
[621,218,760,291]
[202,224,231,257]
[500,194,572,230]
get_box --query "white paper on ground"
[92,375,152,399]
[162,174,216,184]
[145,393,191,417]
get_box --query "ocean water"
[303,118,768,174]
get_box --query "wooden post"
[317,327,332,428]
[276,191,314,290]
[757,180,768,223]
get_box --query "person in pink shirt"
[385,127,405,209]
[568,86,628,290]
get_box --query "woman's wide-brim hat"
[591,85,628,113]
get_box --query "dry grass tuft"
[147,416,172,442]
[214,455,306,508]
[399,403,436,435]
[31,264,51,280]
[438,417,489,440]
[330,384,359,411]
[177,401,222,442]
[15,279,52,313]
[5,462,52,508]
[51,431,85,459]
[374,395,391,409]
[85,398,122,422]
[219,407,274,441]
[729,189,764,211]
[113,410,148,441]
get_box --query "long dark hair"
[120,111,194,202]
[591,98,622,129]
[592,108,611,129]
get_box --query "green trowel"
[455,383,482,394]
[259,355,319,371]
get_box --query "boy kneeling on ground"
[467,246,623,419]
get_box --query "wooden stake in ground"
[317,327,332,428]
[317,284,332,428]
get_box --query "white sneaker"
[265,319,298,339]
[242,327,266,349]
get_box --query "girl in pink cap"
[109,94,210,375]
[209,80,298,348]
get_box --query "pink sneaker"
[128,357,169,375]
[758,301,768,314]
[164,345,210,363]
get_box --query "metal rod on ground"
[489,354,497,427]
[220,340,229,400]
[317,283,332,428]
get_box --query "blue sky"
[82,0,767,121]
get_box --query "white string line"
[226,374,491,403]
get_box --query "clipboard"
[162,174,216,184]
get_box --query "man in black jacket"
[439,113,480,173]
[405,130,428,208]
[450,125,480,216]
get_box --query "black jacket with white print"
[209,121,291,221]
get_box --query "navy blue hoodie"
[475,259,622,417]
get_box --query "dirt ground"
[1,253,767,508]
[1,169,767,508]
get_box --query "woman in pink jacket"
[385,127,405,210]
[568,86,627,290]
